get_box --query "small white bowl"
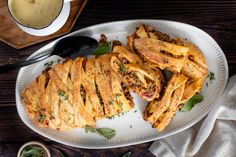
[17,141,51,157]
[8,1,70,36]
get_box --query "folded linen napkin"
[149,75,236,157]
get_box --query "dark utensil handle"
[0,53,50,73]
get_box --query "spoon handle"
[0,52,50,73]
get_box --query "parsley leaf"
[120,63,127,74]
[58,91,69,101]
[44,59,61,68]
[208,71,216,84]
[108,115,115,119]
[44,61,54,67]
[92,42,113,55]
[181,94,204,112]
[39,114,46,122]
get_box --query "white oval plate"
[15,20,228,149]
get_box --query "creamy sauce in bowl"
[9,0,63,29]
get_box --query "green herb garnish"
[109,99,115,106]
[108,115,115,119]
[85,125,116,140]
[208,71,215,84]
[44,59,61,68]
[115,93,122,99]
[39,114,46,122]
[58,91,69,101]
[120,63,127,74]
[44,61,54,67]
[122,151,132,157]
[92,42,113,55]
[119,103,123,109]
[181,94,204,111]
[20,146,45,157]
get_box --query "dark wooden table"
[0,0,236,156]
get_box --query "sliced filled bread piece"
[94,54,134,117]
[134,38,189,73]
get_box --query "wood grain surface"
[0,0,87,49]
[0,0,236,156]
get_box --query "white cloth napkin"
[149,75,236,157]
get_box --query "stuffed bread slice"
[176,38,208,80]
[153,84,185,131]
[144,74,188,124]
[111,56,163,101]
[69,58,96,128]
[22,74,54,129]
[22,60,77,130]
[113,46,142,64]
[180,78,204,104]
[80,58,105,120]
[135,24,208,80]
[134,38,189,73]
[48,59,96,129]
[22,58,98,130]
[94,54,134,117]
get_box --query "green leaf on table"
[96,128,116,140]
[122,151,132,157]
[181,94,204,112]
[92,42,113,55]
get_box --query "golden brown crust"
[82,59,105,120]
[111,54,164,101]
[134,38,189,73]
[94,55,134,117]
[180,39,208,80]
[113,46,142,64]
[22,24,208,132]
[22,55,136,130]
[154,84,185,131]
[144,74,188,124]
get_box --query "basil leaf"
[93,42,113,55]
[96,128,116,140]
[84,125,116,139]
[85,125,96,133]
[30,146,44,152]
[181,94,204,112]
[20,147,44,157]
[122,151,132,157]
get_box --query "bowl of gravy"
[8,0,66,30]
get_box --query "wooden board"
[0,0,87,49]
